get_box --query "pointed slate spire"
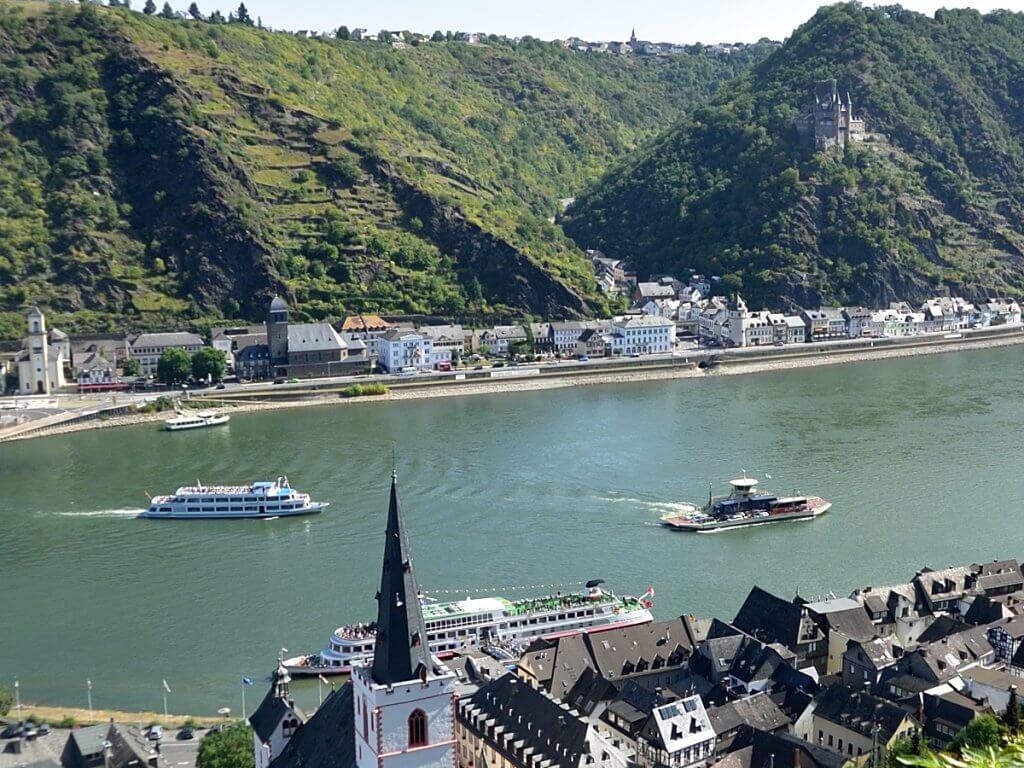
[370,471,433,685]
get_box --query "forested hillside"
[0,1,771,337]
[563,4,1024,309]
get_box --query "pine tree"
[159,2,175,18]
[208,9,224,22]
[187,2,202,19]
[143,0,157,14]
[1004,689,1021,733]
[431,30,444,42]
[235,2,252,24]
[336,25,350,40]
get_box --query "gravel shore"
[8,330,1023,442]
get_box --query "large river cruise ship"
[139,477,328,520]
[283,580,654,676]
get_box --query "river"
[2,345,1023,715]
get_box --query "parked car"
[207,724,224,735]
[147,725,163,742]
[577,355,589,362]
[178,726,195,741]
[38,724,50,737]
[21,723,37,740]
[0,723,20,739]
[215,383,226,390]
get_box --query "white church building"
[15,306,68,395]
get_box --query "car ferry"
[283,580,654,676]
[139,477,328,520]
[660,477,831,533]
[164,410,230,431]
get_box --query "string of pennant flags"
[419,580,588,596]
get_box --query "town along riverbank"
[5,323,1024,443]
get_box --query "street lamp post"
[13,680,20,714]
[87,680,93,714]
[162,680,171,717]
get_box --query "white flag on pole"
[163,680,171,693]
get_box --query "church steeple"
[370,471,433,685]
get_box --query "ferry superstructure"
[283,580,654,676]
[660,477,830,532]
[139,477,328,520]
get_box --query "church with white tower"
[352,472,457,768]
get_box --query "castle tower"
[26,306,49,395]
[353,473,456,768]
[266,296,289,374]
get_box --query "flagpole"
[318,676,322,707]
[241,682,245,720]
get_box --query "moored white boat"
[164,410,230,431]
[283,579,654,676]
[139,476,328,520]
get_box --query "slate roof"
[605,679,668,728]
[703,633,747,677]
[76,352,113,371]
[104,723,157,768]
[917,616,973,644]
[732,586,810,649]
[729,639,787,685]
[271,684,355,768]
[370,473,436,684]
[811,605,876,642]
[708,693,790,737]
[811,684,914,740]
[287,323,345,353]
[965,595,1011,626]
[732,726,847,768]
[249,687,293,742]
[852,636,902,668]
[922,690,984,745]
[461,674,590,766]
[237,343,270,363]
[977,560,1024,593]
[131,332,204,349]
[270,296,288,311]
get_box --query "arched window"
[408,709,428,748]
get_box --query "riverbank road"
[0,724,206,768]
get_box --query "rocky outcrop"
[101,44,284,316]
[368,157,592,318]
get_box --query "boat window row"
[183,502,305,512]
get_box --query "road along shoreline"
[3,326,1023,443]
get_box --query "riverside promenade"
[2,322,1023,443]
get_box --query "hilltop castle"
[794,78,865,150]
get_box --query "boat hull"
[138,502,328,520]
[662,500,831,532]
[165,415,230,431]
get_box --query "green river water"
[2,345,1023,714]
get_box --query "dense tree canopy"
[565,4,1024,309]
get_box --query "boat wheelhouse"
[284,580,654,676]
[139,477,328,519]
[660,477,830,532]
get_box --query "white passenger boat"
[283,579,654,676]
[139,477,328,520]
[164,410,230,431]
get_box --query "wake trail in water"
[50,508,144,519]
[592,496,695,513]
